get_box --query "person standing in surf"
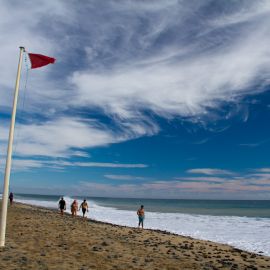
[137,205,145,229]
[79,199,89,218]
[71,199,78,217]
[58,197,66,216]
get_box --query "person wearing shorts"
[137,205,145,228]
[58,197,66,216]
[79,199,89,218]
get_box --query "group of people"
[58,198,146,228]
[58,197,89,217]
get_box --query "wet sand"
[0,202,269,270]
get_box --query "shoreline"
[13,199,270,256]
[0,202,269,269]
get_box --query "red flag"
[28,53,56,69]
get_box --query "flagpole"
[0,46,25,247]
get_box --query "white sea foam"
[13,196,270,256]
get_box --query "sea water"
[10,194,270,256]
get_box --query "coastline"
[0,202,269,270]
[13,196,270,256]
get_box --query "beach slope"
[0,203,269,269]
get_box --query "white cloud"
[70,162,147,168]
[187,168,234,175]
[239,139,269,148]
[71,35,270,121]
[0,118,149,169]
[69,1,270,124]
[3,1,270,122]
[209,1,270,28]
[0,1,72,93]
[76,176,270,199]
[0,116,157,159]
[0,158,148,172]
[175,176,227,183]
[0,159,45,171]
[3,166,269,199]
[1,1,270,172]
[255,168,270,173]
[104,174,147,180]
[0,114,151,172]
[13,118,119,157]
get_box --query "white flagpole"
[0,46,25,247]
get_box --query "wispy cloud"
[69,0,270,126]
[174,176,227,183]
[13,118,120,158]
[0,117,157,159]
[208,1,270,28]
[192,138,211,145]
[186,168,234,175]
[104,174,148,180]
[1,1,270,172]
[239,139,269,147]
[6,166,269,198]
[0,159,148,172]
[255,168,270,173]
[73,162,148,168]
[77,172,270,199]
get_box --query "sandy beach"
[0,202,269,270]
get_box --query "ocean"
[10,194,270,256]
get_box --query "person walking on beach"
[71,199,78,217]
[9,192,14,205]
[79,199,89,218]
[58,197,66,216]
[137,205,145,229]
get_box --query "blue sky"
[1,0,270,199]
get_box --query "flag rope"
[21,52,30,113]
[12,52,30,160]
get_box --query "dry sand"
[0,202,269,270]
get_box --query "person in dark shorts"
[137,205,145,228]
[79,199,89,218]
[9,192,14,205]
[58,197,66,215]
